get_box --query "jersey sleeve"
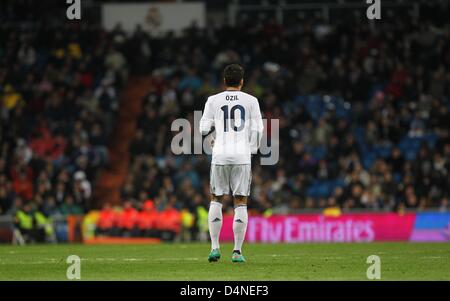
[249,98,264,153]
[199,97,215,135]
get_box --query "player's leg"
[208,194,223,262]
[232,195,248,262]
[207,164,230,262]
[230,164,251,263]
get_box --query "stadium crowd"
[123,7,450,215]
[1,1,450,241]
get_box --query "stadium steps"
[92,76,152,208]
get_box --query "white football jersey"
[199,90,264,165]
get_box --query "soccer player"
[199,64,264,263]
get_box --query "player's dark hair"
[223,64,244,87]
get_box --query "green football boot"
[208,248,221,262]
[231,251,246,263]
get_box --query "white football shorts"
[210,164,252,197]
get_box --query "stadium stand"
[0,0,449,243]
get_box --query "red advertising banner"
[220,213,416,243]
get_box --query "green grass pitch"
[0,243,449,280]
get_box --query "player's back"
[204,90,261,165]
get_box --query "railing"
[227,0,420,26]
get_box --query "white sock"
[233,205,248,252]
[208,201,223,250]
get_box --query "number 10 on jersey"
[221,105,245,132]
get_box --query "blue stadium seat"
[373,144,392,159]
